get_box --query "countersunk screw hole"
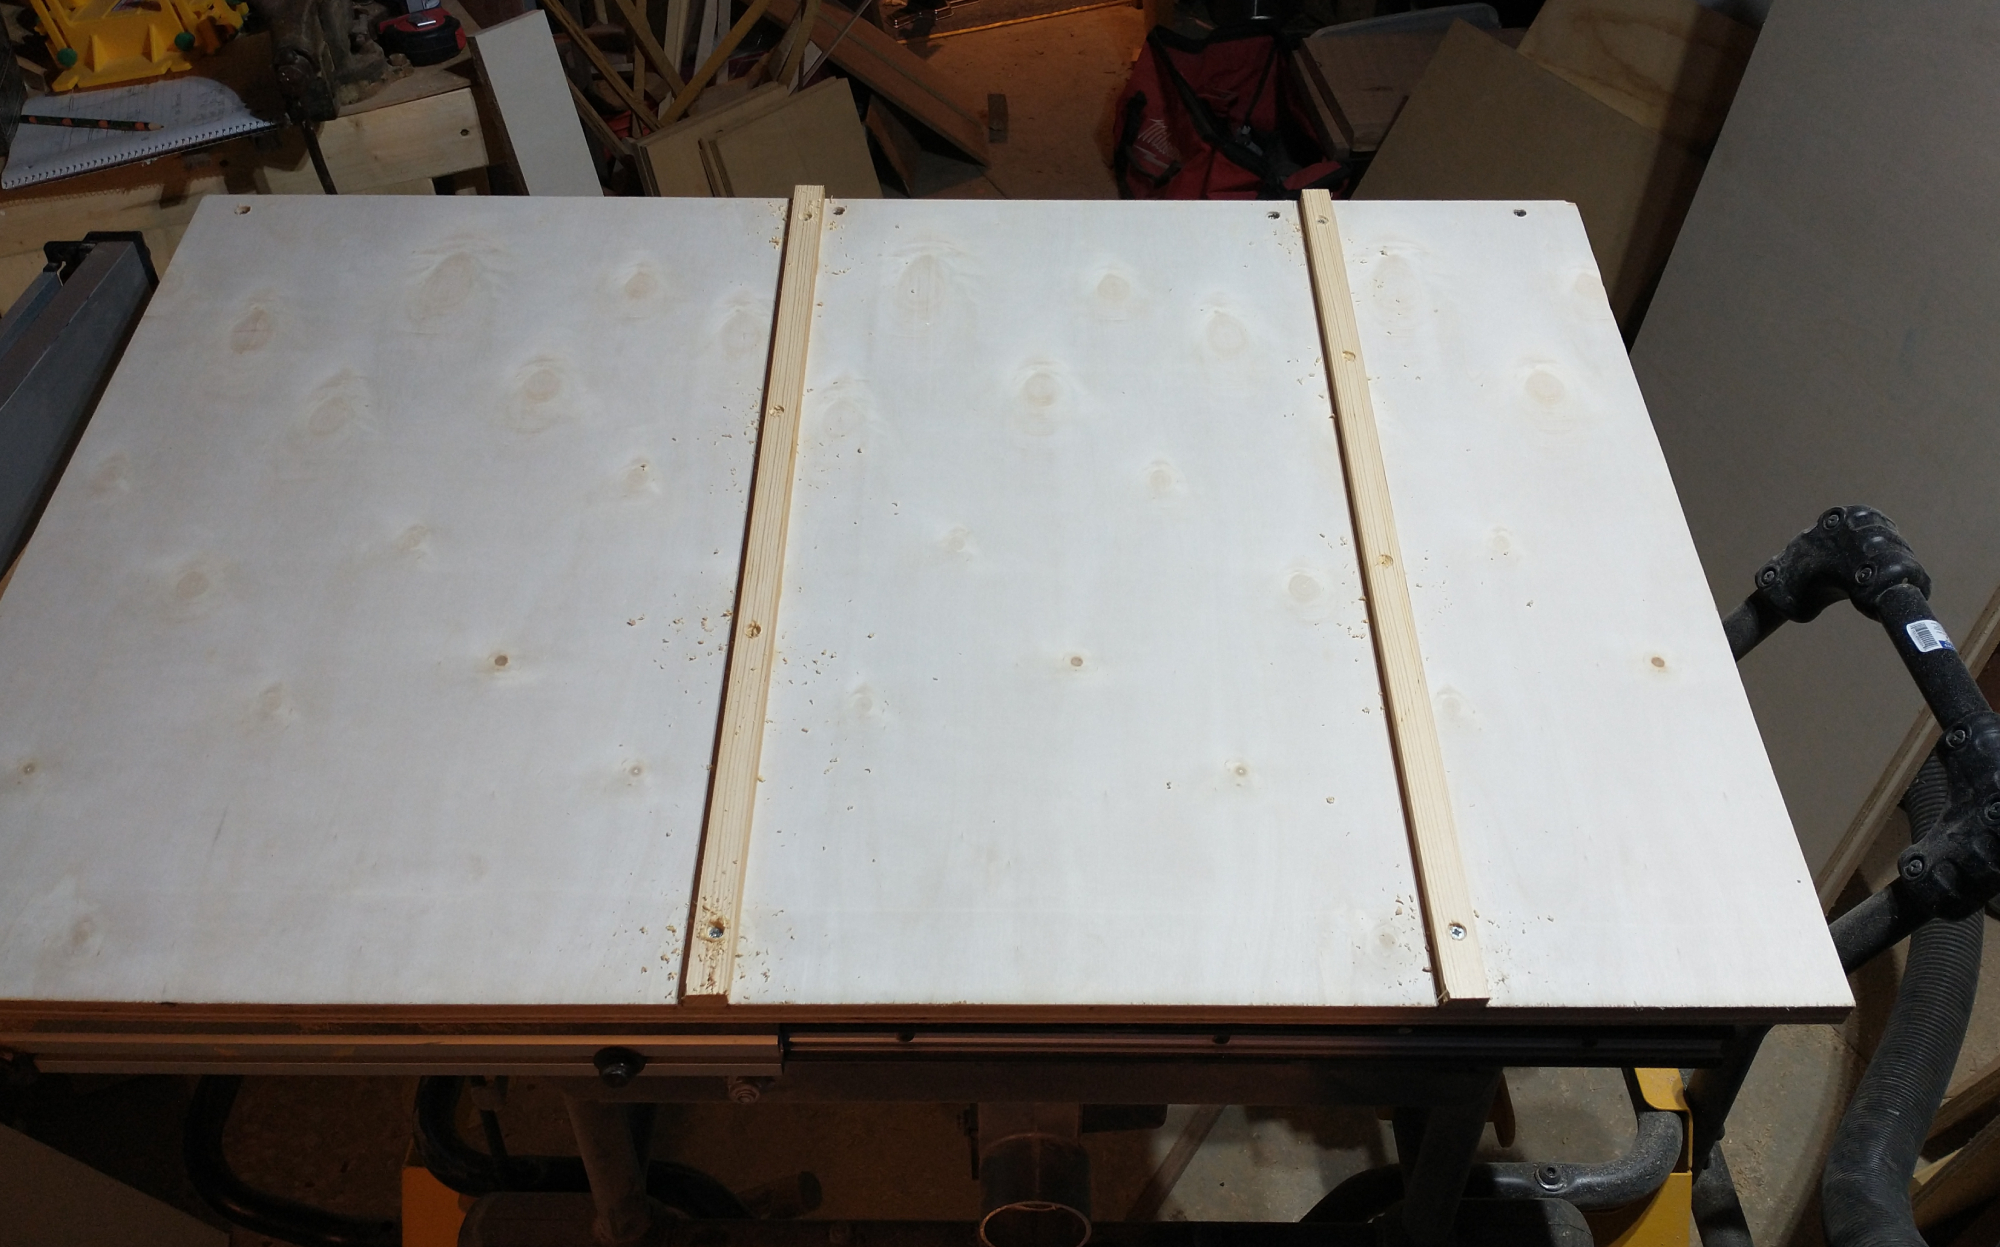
[1514,209,1527,217]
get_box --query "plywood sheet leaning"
[1355,21,1703,329]
[761,0,989,165]
[1627,0,2000,901]
[1,1124,224,1247]
[1297,30,1446,153]
[637,83,791,195]
[0,195,785,1009]
[1331,198,1848,1016]
[469,10,604,195]
[1298,189,1487,1005]
[1287,51,1350,160]
[727,200,1431,1011]
[1517,0,1756,151]
[702,78,881,199]
[684,186,828,1004]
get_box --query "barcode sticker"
[1908,619,1955,653]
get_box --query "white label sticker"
[1907,619,1956,653]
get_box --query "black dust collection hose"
[185,1075,401,1247]
[1821,756,1984,1247]
[1300,1075,1684,1224]
[186,1073,751,1246]
[413,1075,749,1217]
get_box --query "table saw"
[0,192,1862,1246]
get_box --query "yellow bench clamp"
[28,0,249,93]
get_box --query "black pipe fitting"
[1301,1075,1682,1225]
[413,1076,747,1218]
[1752,506,1929,625]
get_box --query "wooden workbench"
[0,195,1848,1075]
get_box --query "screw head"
[1824,511,1844,529]
[1448,923,1467,940]
[1759,567,1779,586]
[1904,855,1927,879]
[1948,727,1971,748]
[1855,566,1875,584]
[592,1046,647,1088]
[1538,1165,1562,1190]
[1984,800,2000,825]
[725,1076,761,1104]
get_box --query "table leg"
[1400,1069,1502,1246]
[565,1095,655,1245]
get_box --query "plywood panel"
[0,1124,223,1247]
[1627,0,2000,893]
[1517,0,1755,150]
[1297,30,1444,152]
[637,83,791,196]
[0,196,783,1007]
[1355,22,1703,328]
[0,195,1854,1024]
[704,79,881,199]
[469,12,604,195]
[1336,199,1847,1014]
[730,200,1433,1009]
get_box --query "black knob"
[593,1046,647,1088]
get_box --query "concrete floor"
[11,6,2000,1246]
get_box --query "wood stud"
[1297,189,1492,1006]
[683,186,828,1004]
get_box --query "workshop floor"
[9,7,2000,1246]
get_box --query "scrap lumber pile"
[0,0,991,308]
[1292,0,1756,333]
[531,0,986,196]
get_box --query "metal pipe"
[1684,1028,1767,1176]
[978,1104,1091,1247]
[565,1096,656,1245]
[1399,1070,1501,1246]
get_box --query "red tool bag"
[1114,23,1347,200]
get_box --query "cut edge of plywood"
[1297,190,1490,1006]
[1814,580,2000,909]
[682,185,827,1005]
